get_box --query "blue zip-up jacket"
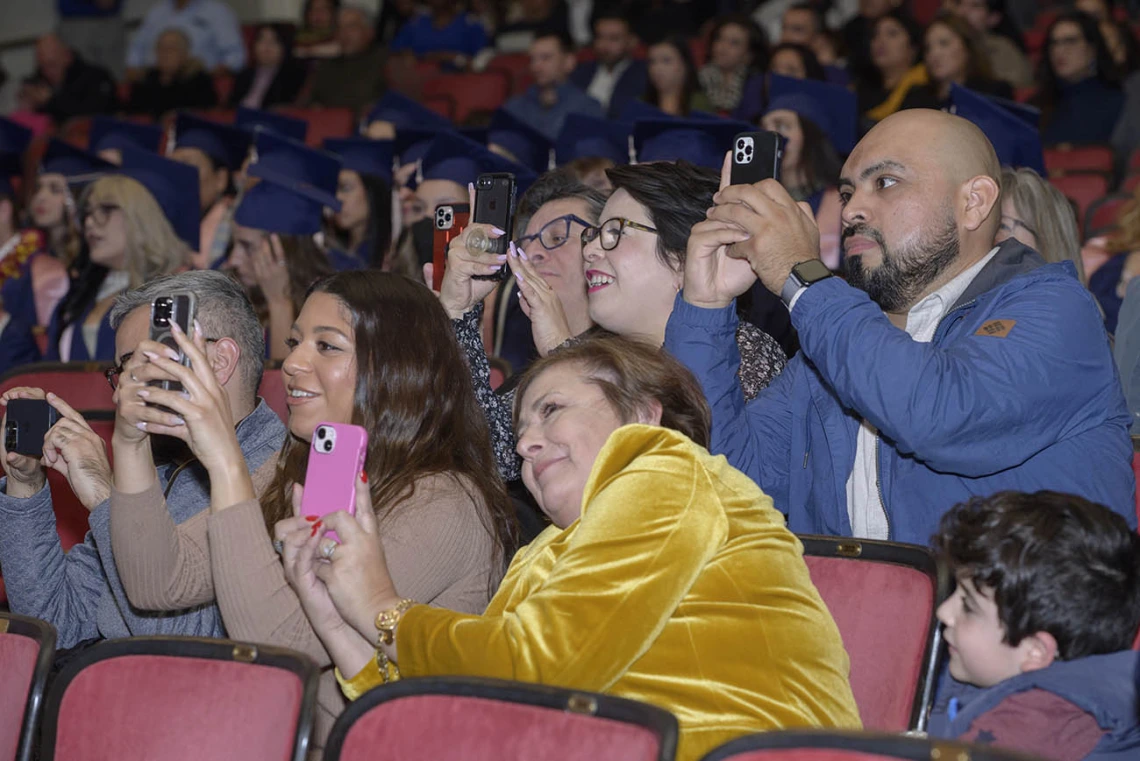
[929,651,1140,760]
[664,240,1137,544]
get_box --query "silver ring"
[272,539,285,555]
[321,542,337,560]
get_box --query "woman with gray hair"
[996,167,1086,285]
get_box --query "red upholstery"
[0,365,114,412]
[1130,148,1140,172]
[59,117,93,149]
[1085,194,1132,237]
[1132,453,1140,527]
[337,693,660,761]
[1122,173,1140,194]
[1044,145,1115,175]
[1013,86,1036,103]
[0,633,39,761]
[213,72,235,106]
[703,751,902,761]
[421,94,456,121]
[801,555,935,731]
[47,470,91,552]
[258,366,287,423]
[910,0,941,25]
[689,37,708,67]
[51,654,303,761]
[275,107,355,147]
[422,72,511,123]
[1049,173,1110,235]
[486,53,534,96]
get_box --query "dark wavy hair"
[769,42,826,81]
[260,271,519,573]
[643,35,703,113]
[1036,11,1122,128]
[604,161,719,273]
[925,13,995,83]
[932,490,1140,660]
[329,170,392,267]
[869,9,924,88]
[513,334,711,449]
[707,13,770,75]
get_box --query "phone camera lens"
[316,427,326,439]
[745,145,753,157]
[323,440,333,452]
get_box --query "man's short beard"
[842,211,961,313]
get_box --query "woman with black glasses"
[441,162,787,483]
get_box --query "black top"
[898,76,1014,112]
[36,55,117,125]
[127,69,218,119]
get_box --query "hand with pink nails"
[510,242,574,356]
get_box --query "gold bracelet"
[374,598,415,684]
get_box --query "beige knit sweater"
[109,454,500,754]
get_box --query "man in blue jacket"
[664,108,1136,544]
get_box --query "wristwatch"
[780,259,833,308]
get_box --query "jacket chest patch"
[975,319,1016,338]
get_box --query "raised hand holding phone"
[300,423,368,542]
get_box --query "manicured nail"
[496,254,508,262]
[171,417,185,426]
[310,522,322,536]
[137,389,149,398]
[360,470,368,483]
[491,227,505,236]
[304,515,318,522]
[136,422,146,431]
[142,351,158,360]
[170,321,182,333]
[165,349,180,361]
[507,241,517,258]
[519,250,528,262]
[515,271,524,284]
[193,319,203,337]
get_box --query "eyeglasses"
[105,340,218,390]
[84,202,121,226]
[580,217,659,252]
[516,214,593,251]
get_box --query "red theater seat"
[1123,173,1140,194]
[486,53,533,96]
[422,72,511,123]
[275,107,355,147]
[699,730,1045,761]
[799,536,946,732]
[0,613,55,761]
[1050,173,1111,236]
[258,362,287,423]
[0,363,115,413]
[325,677,678,761]
[1085,193,1132,237]
[39,637,319,761]
[421,94,456,121]
[1044,144,1115,175]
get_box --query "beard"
[842,210,961,313]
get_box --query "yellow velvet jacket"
[339,424,861,761]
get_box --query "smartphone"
[149,292,198,393]
[433,202,470,290]
[730,131,784,186]
[4,399,61,457]
[300,422,369,542]
[471,172,516,281]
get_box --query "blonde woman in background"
[997,167,1085,284]
[1085,183,1140,333]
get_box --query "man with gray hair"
[303,3,387,112]
[0,270,284,652]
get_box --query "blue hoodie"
[664,239,1137,544]
[930,651,1140,761]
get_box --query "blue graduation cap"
[171,112,250,171]
[88,116,163,157]
[420,131,537,193]
[39,139,114,180]
[118,146,201,250]
[948,84,1045,175]
[555,113,632,166]
[617,99,670,125]
[0,117,31,195]
[394,126,449,170]
[234,106,309,143]
[364,91,454,133]
[235,128,342,235]
[324,137,393,183]
[459,127,489,145]
[487,109,555,174]
[633,117,752,170]
[765,74,859,156]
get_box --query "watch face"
[794,259,833,284]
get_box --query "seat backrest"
[422,72,511,123]
[799,537,946,732]
[1049,173,1110,234]
[699,730,1045,761]
[40,637,318,761]
[275,107,355,147]
[1044,145,1115,175]
[1122,173,1140,194]
[325,676,678,761]
[1085,193,1131,238]
[0,363,114,412]
[0,614,56,761]
[258,362,287,423]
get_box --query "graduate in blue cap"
[361,91,455,141]
[324,137,394,267]
[231,129,360,359]
[555,113,632,168]
[30,140,114,268]
[167,112,253,269]
[87,116,163,166]
[234,106,309,143]
[487,109,555,176]
[948,83,1045,176]
[632,117,752,170]
[759,74,855,270]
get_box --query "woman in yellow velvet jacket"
[278,336,861,761]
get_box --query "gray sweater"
[0,400,285,648]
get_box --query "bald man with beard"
[665,109,1136,544]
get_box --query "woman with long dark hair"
[109,270,518,755]
[229,23,308,109]
[900,14,1012,111]
[1035,11,1125,145]
[698,14,768,114]
[324,138,394,268]
[857,9,925,121]
[643,35,712,116]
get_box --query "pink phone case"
[300,422,369,542]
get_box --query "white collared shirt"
[586,57,632,112]
[844,247,999,539]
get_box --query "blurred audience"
[229,24,308,109]
[899,15,1011,111]
[57,0,127,80]
[857,9,925,120]
[504,28,603,142]
[1089,189,1140,333]
[643,36,712,117]
[951,0,1034,89]
[25,33,116,127]
[303,5,388,113]
[1036,11,1125,145]
[295,0,343,59]
[126,28,218,118]
[1075,0,1140,75]
[126,0,246,79]
[699,14,768,114]
[569,11,647,119]
[997,168,1085,285]
[769,42,827,79]
[389,0,490,67]
[376,0,417,47]
[842,0,904,84]
[493,0,571,54]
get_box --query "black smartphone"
[730,131,784,186]
[433,202,470,291]
[4,399,60,457]
[149,292,197,393]
[472,172,516,281]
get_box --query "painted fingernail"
[136,422,146,431]
[165,349,180,361]
[496,254,508,262]
[491,227,506,236]
[515,271,524,284]
[507,241,517,257]
[170,321,182,333]
[193,319,203,337]
[172,417,185,426]
[137,389,149,398]
[142,351,158,360]
[360,470,368,483]
[519,250,528,262]
[304,515,318,521]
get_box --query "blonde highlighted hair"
[82,175,189,285]
[1001,168,1085,285]
[1107,185,1140,256]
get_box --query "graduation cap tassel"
[547,147,556,172]
[628,135,637,165]
[164,123,177,157]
